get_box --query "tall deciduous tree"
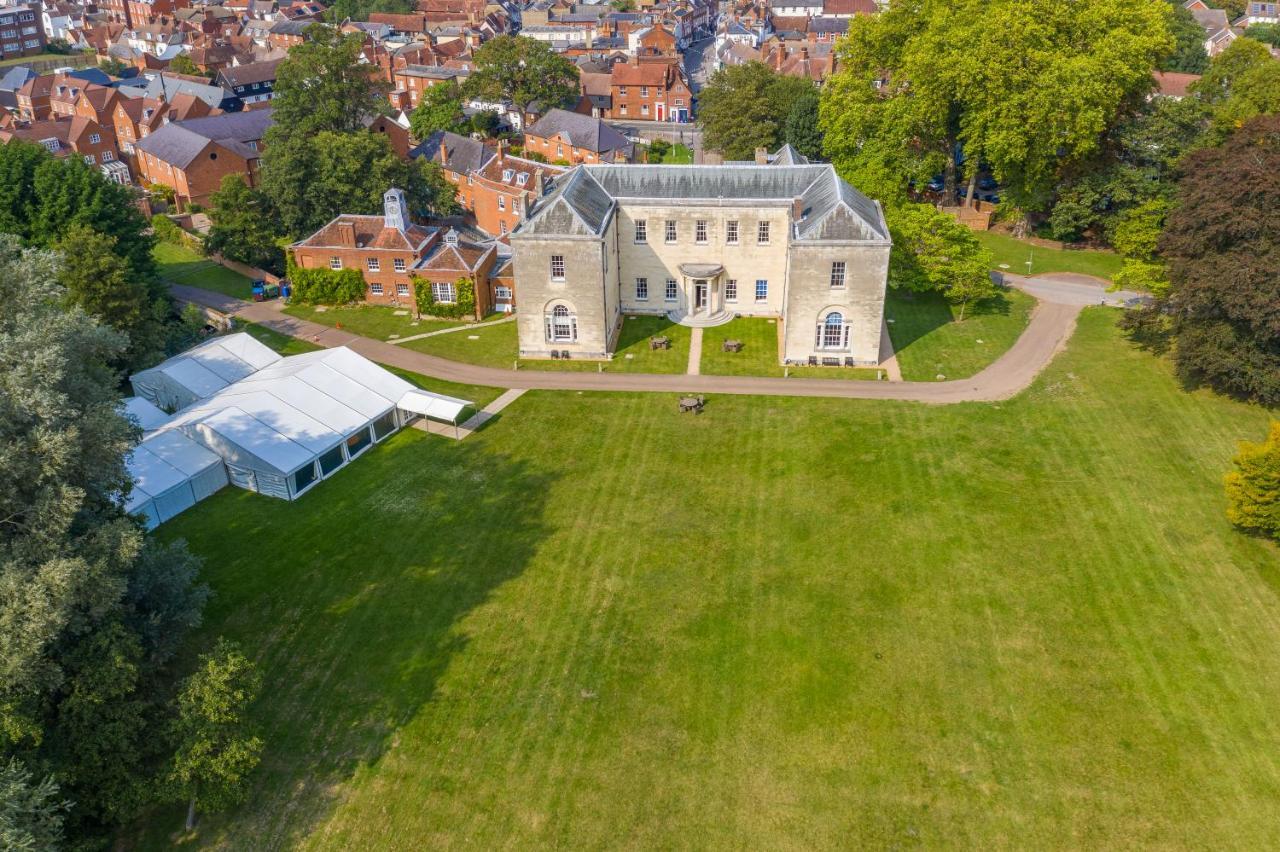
[821,0,1174,209]
[1125,115,1280,402]
[0,237,209,843]
[887,203,995,320]
[260,130,457,238]
[268,24,390,139]
[698,62,817,160]
[1161,0,1210,74]
[408,79,467,139]
[464,35,578,117]
[166,640,263,832]
[206,175,284,273]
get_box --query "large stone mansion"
[509,159,892,365]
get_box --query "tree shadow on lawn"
[886,287,1015,354]
[145,430,554,848]
[616,315,680,349]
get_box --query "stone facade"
[510,163,891,364]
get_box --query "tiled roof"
[411,129,493,175]
[526,108,632,156]
[296,214,437,251]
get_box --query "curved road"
[172,274,1137,404]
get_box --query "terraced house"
[510,161,891,364]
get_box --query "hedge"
[414,275,475,319]
[286,259,366,305]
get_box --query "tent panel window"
[346,428,373,458]
[318,445,345,477]
[371,410,397,441]
[291,463,317,495]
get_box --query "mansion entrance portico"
[667,262,735,327]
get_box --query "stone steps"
[667,309,735,328]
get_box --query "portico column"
[685,275,695,315]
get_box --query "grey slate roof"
[518,164,888,242]
[526,108,633,157]
[411,129,494,175]
[135,108,274,168]
[770,143,807,165]
[118,73,233,108]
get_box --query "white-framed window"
[635,276,648,300]
[366,257,380,272]
[664,278,677,301]
[830,261,846,288]
[329,256,342,269]
[664,220,676,243]
[640,85,648,97]
[513,197,520,213]
[634,219,647,243]
[396,282,409,297]
[83,154,94,164]
[545,303,577,342]
[818,311,849,350]
[499,221,507,235]
[431,282,456,303]
[726,220,739,244]
[101,151,114,161]
[755,279,768,301]
[550,254,565,280]
[89,132,100,144]
[497,195,505,211]
[619,104,627,115]
[757,220,770,244]
[393,258,406,272]
[495,286,512,300]
[695,220,707,243]
[371,282,384,295]
[725,279,737,302]
[640,103,648,116]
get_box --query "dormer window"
[516,173,528,186]
[502,168,514,182]
[445,230,459,246]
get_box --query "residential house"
[0,115,121,167]
[216,58,282,104]
[134,107,271,209]
[608,55,692,122]
[524,107,634,164]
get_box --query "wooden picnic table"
[722,339,743,353]
[678,395,705,413]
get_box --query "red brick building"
[608,56,692,122]
[0,116,121,168]
[291,188,499,317]
[523,108,634,165]
[134,108,271,210]
[0,4,45,59]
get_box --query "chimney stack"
[335,220,356,246]
[754,146,768,165]
[439,142,449,165]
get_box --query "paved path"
[687,327,703,375]
[877,320,903,382]
[173,273,1118,404]
[389,313,515,345]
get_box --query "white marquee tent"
[151,346,472,501]
[129,333,282,412]
[125,430,229,529]
[121,396,172,432]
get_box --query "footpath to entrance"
[170,274,1130,404]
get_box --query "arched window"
[820,312,845,349]
[545,303,577,342]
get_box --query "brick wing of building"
[523,107,634,164]
[509,160,892,364]
[608,55,692,122]
[291,188,500,318]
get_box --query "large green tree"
[0,758,68,850]
[166,640,262,832]
[206,175,284,273]
[1124,115,1280,403]
[260,130,457,238]
[1161,0,1210,74]
[0,237,209,842]
[886,203,995,320]
[464,35,578,117]
[268,24,390,139]
[821,0,1174,209]
[408,80,467,140]
[698,62,818,160]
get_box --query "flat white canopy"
[398,389,472,424]
[121,396,171,432]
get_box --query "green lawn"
[974,230,1124,280]
[0,51,89,67]
[887,287,1036,381]
[154,242,255,300]
[283,303,464,342]
[400,317,519,369]
[139,310,1280,849]
[239,321,505,409]
[700,317,881,380]
[520,315,692,374]
[660,143,694,164]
